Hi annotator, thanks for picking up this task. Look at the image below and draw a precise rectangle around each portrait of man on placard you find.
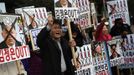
[109,44,121,59]
[55,0,72,7]
[107,39,123,59]
[0,17,22,49]
[28,15,38,30]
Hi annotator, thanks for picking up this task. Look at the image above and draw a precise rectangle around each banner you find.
[54,0,78,19]
[74,0,91,29]
[107,0,130,28]
[121,34,134,64]
[76,44,93,67]
[0,45,30,64]
[0,15,30,64]
[75,13,91,29]
[76,0,90,14]
[91,42,111,75]
[22,8,48,30]
[107,39,124,67]
[16,7,47,32]
[0,2,6,13]
[15,6,35,34]
[29,28,42,50]
[75,44,94,75]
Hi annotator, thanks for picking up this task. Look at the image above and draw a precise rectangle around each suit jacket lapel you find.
[49,38,61,55]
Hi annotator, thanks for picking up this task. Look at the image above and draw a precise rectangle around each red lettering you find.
[0,49,4,62]
[15,47,20,58]
[19,46,24,57]
[4,48,10,61]
[10,48,16,60]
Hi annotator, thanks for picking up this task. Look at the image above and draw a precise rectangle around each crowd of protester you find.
[17,14,133,75]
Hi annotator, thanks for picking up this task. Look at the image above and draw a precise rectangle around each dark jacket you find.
[0,40,22,49]
[55,1,72,7]
[110,23,132,37]
[37,36,74,75]
[36,26,50,49]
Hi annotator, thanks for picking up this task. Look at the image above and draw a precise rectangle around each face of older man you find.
[2,25,17,46]
[50,23,62,40]
[60,0,68,6]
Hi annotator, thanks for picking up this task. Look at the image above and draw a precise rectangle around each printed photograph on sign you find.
[91,42,107,65]
[0,15,30,64]
[54,0,76,8]
[23,8,48,30]
[54,0,78,19]
[15,6,35,34]
[23,8,37,30]
[121,34,134,57]
[0,15,24,49]
[107,39,124,66]
[107,0,130,28]
[107,39,123,58]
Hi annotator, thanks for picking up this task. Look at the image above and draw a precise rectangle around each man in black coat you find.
[55,0,72,7]
[36,14,54,49]
[37,20,76,75]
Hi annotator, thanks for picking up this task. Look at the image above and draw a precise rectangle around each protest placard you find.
[121,34,134,64]
[107,0,130,28]
[22,7,48,30]
[91,42,111,75]
[107,39,124,66]
[75,44,94,75]
[29,28,42,50]
[74,0,91,29]
[0,15,30,64]
[54,0,78,19]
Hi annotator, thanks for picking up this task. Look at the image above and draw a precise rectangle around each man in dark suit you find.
[55,0,72,7]
[37,19,77,75]
[0,23,21,49]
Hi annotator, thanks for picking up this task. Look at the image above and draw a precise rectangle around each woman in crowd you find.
[95,19,112,41]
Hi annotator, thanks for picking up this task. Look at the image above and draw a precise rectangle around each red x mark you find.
[107,3,117,16]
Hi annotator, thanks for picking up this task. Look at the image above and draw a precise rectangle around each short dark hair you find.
[115,18,123,24]
[110,44,116,49]
[0,22,15,31]
[53,19,62,26]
